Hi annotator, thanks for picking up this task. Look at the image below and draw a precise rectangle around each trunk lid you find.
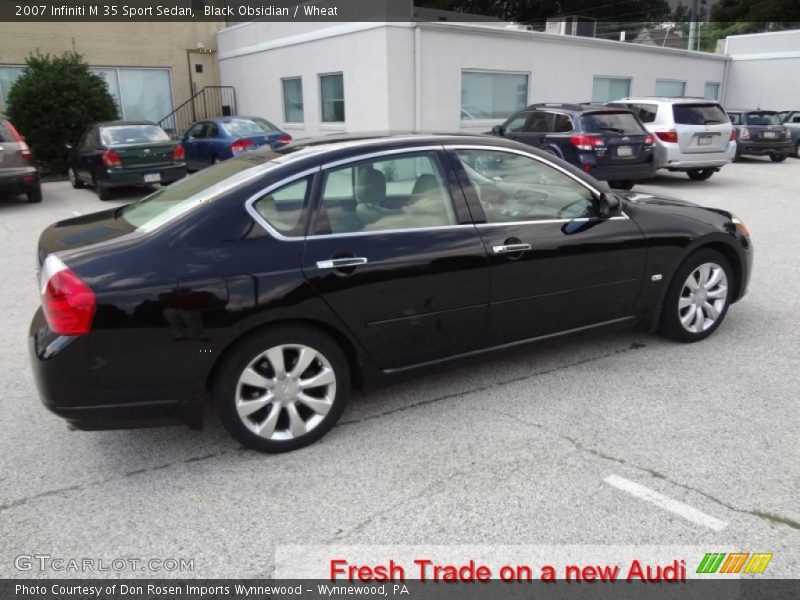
[672,103,732,153]
[37,209,136,265]
[580,111,650,165]
[110,142,178,168]
[742,111,787,142]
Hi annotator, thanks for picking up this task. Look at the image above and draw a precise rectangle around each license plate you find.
[143,173,160,183]
[617,145,633,157]
[763,131,777,139]
[698,135,712,146]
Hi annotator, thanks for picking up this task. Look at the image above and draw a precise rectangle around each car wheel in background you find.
[658,249,733,343]
[213,325,350,452]
[733,145,741,162]
[211,155,221,165]
[93,175,112,201]
[26,184,42,203]
[769,153,787,163]
[68,168,83,189]
[686,168,715,181]
[795,142,800,158]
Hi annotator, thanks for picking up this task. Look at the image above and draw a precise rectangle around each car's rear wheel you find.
[211,155,221,165]
[213,325,350,452]
[93,174,112,201]
[686,168,715,181]
[770,153,787,163]
[26,184,42,203]
[795,142,800,158]
[68,168,83,189]
[659,249,733,343]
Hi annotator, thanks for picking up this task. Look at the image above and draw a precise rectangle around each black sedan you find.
[30,134,752,452]
[67,120,187,200]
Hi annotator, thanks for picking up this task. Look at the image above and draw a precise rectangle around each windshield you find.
[582,112,644,134]
[224,118,279,137]
[100,125,170,146]
[118,152,283,230]
[672,103,729,125]
[745,112,782,126]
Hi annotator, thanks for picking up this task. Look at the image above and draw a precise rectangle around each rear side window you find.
[582,112,643,134]
[0,120,13,142]
[251,177,310,235]
[728,113,741,125]
[672,103,728,125]
[553,114,574,133]
[745,112,782,126]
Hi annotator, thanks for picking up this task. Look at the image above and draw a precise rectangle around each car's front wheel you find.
[659,249,733,343]
[795,142,800,159]
[214,325,350,452]
[770,153,787,163]
[686,168,715,181]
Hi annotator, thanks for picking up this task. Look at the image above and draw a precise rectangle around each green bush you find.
[6,51,118,175]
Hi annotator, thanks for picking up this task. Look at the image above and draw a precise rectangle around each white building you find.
[217,20,793,138]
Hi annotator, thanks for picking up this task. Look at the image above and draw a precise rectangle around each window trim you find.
[319,71,345,124]
[281,76,304,124]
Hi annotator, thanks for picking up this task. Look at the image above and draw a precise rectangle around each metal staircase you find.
[158,86,237,137]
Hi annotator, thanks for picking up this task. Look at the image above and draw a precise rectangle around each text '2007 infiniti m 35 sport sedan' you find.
[30,134,753,452]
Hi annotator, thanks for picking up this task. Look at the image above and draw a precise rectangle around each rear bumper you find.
[655,142,735,170]
[99,163,187,188]
[28,309,202,431]
[587,160,656,182]
[0,167,39,193]
[738,141,793,156]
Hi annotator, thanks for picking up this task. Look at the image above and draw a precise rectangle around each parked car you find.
[726,109,793,162]
[489,103,655,189]
[778,110,800,158]
[67,120,187,200]
[0,114,41,203]
[181,116,292,171]
[30,134,752,452]
[608,97,735,180]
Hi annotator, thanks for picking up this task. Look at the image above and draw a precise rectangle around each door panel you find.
[301,149,490,370]
[449,147,646,345]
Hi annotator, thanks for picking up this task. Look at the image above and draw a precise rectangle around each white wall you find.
[723,29,800,110]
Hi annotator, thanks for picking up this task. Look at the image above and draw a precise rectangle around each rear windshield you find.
[0,120,14,142]
[745,112,782,126]
[100,124,170,146]
[224,118,279,137]
[582,112,644,134]
[672,103,728,125]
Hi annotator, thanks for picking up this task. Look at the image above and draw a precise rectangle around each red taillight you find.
[569,135,604,151]
[6,120,32,160]
[172,143,185,161]
[581,162,592,173]
[277,134,292,145]
[644,134,655,145]
[739,127,750,140]
[102,149,122,168]
[729,129,736,141]
[655,131,678,143]
[230,138,253,154]
[40,256,96,336]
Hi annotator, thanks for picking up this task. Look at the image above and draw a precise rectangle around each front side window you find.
[316,152,455,234]
[461,71,529,120]
[282,78,304,123]
[592,77,631,103]
[320,73,344,123]
[252,177,309,235]
[185,122,206,138]
[503,113,530,133]
[455,149,596,222]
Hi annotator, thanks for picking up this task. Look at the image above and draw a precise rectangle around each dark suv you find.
[489,103,655,189]
[727,109,793,162]
[0,115,41,203]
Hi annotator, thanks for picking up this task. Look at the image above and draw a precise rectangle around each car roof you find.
[524,103,631,114]
[726,109,778,113]
[617,97,721,104]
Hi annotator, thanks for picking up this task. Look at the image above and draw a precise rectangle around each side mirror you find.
[599,192,621,218]
[491,125,504,135]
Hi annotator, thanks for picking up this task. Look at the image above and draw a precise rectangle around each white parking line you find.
[604,474,728,531]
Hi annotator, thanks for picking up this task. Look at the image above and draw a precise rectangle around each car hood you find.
[617,191,701,208]
[37,208,137,265]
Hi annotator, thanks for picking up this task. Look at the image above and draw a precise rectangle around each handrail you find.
[158,86,237,138]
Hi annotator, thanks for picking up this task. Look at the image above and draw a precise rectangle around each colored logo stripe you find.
[744,553,773,574]
[719,553,749,573]
[697,553,726,573]
[697,552,772,574]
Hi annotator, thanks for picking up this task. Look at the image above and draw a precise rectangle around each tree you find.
[5,51,118,174]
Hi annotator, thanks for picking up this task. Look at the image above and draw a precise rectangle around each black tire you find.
[795,142,800,159]
[26,184,42,203]
[93,175,112,201]
[68,168,83,189]
[687,168,715,181]
[733,145,741,162]
[211,155,221,165]
[213,325,350,453]
[769,153,787,163]
[658,249,734,343]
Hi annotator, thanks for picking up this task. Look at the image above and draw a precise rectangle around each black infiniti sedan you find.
[30,134,752,452]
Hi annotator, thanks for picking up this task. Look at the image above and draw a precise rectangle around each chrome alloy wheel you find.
[235,344,336,441]
[678,262,729,333]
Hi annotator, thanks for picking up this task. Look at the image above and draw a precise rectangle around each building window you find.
[704,82,720,100]
[90,67,173,123]
[0,66,25,113]
[320,73,344,123]
[282,77,304,123]
[461,71,528,120]
[591,76,631,103]
[655,79,686,97]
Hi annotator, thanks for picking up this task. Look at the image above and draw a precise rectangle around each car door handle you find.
[316,257,368,269]
[492,243,532,255]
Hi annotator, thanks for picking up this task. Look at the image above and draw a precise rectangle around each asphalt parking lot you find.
[0,158,798,579]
